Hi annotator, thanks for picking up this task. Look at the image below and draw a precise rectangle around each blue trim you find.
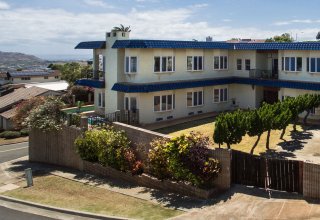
[112,77,320,93]
[112,40,320,51]
[75,41,106,49]
[75,79,105,88]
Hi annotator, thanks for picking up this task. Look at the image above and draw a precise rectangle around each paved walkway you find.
[172,185,320,220]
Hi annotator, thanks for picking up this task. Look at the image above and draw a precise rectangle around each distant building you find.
[8,70,61,84]
[0,87,62,130]
[0,72,10,85]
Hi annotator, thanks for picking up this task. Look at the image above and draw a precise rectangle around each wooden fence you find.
[232,150,303,193]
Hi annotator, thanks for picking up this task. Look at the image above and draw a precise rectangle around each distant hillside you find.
[0,51,48,70]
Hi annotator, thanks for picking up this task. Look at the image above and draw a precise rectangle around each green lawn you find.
[155,117,302,155]
[3,175,183,220]
[61,105,95,114]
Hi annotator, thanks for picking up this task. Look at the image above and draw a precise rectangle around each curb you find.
[0,195,130,220]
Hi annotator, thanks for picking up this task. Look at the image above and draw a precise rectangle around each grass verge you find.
[2,175,183,220]
[0,136,28,145]
[156,117,302,155]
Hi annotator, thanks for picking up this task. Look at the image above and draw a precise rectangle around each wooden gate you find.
[232,150,303,193]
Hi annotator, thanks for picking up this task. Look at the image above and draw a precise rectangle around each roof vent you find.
[206,36,213,42]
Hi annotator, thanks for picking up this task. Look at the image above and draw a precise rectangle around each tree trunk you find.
[303,110,310,125]
[227,143,231,149]
[280,126,287,140]
[266,130,271,150]
[293,116,298,131]
[250,134,261,154]
[218,143,221,149]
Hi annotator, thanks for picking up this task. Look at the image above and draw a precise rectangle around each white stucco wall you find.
[12,76,60,84]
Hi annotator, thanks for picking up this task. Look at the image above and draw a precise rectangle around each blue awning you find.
[75,41,106,49]
[75,79,105,88]
[112,77,320,93]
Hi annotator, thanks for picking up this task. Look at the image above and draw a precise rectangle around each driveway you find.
[0,142,28,163]
[172,185,320,220]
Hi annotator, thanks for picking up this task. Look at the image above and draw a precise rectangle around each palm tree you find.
[112,24,131,32]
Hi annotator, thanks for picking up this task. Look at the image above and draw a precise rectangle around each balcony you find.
[249,69,278,80]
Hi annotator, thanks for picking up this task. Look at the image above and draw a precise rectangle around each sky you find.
[0,0,319,60]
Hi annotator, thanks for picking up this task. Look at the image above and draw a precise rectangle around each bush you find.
[148,132,220,188]
[26,97,65,131]
[0,131,21,139]
[75,126,143,174]
[20,128,29,136]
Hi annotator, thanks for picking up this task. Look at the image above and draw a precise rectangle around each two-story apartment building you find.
[8,70,61,84]
[75,29,320,125]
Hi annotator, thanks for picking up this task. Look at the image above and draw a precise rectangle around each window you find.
[154,94,175,112]
[245,59,251,71]
[187,56,203,71]
[187,91,203,107]
[54,76,59,79]
[44,76,48,79]
[282,57,302,72]
[237,59,242,70]
[213,56,228,70]
[213,88,228,103]
[21,77,30,80]
[124,97,137,111]
[125,56,137,73]
[154,56,175,72]
[308,57,320,73]
[98,92,105,108]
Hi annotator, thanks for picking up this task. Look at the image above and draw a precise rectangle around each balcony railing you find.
[249,69,278,80]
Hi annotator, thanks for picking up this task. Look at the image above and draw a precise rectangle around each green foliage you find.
[266,33,293,42]
[60,62,92,86]
[20,128,30,136]
[149,132,220,188]
[61,85,93,105]
[12,97,46,130]
[75,127,143,174]
[26,97,65,131]
[213,110,247,149]
[0,131,21,139]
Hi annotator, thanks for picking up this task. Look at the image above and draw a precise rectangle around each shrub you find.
[26,97,65,131]
[20,128,29,136]
[148,132,220,188]
[75,126,143,174]
[0,131,21,139]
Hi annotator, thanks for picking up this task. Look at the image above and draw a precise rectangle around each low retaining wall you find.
[82,161,220,199]
[29,123,231,199]
[303,162,320,199]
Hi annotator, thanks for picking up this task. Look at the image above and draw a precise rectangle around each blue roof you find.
[75,41,106,49]
[112,40,231,49]
[112,40,320,51]
[75,79,105,88]
[112,77,320,93]
[9,71,53,77]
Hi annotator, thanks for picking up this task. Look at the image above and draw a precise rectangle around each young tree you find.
[301,94,320,124]
[284,96,305,131]
[272,102,292,140]
[258,103,278,150]
[60,63,93,86]
[246,110,264,154]
[213,114,227,148]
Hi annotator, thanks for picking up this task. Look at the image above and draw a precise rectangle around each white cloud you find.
[192,3,209,8]
[83,0,114,8]
[222,19,232,22]
[0,1,10,10]
[274,19,320,26]
[0,6,318,55]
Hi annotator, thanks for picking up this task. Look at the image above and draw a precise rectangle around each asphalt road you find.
[0,206,54,220]
[0,142,28,163]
